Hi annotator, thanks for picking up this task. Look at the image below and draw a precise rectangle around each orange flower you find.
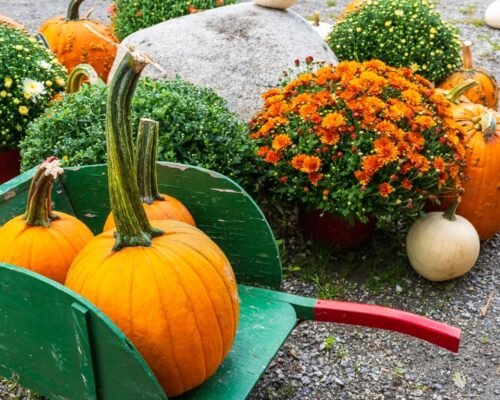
[322,112,346,129]
[378,182,394,197]
[291,93,312,110]
[355,170,370,186]
[319,128,340,146]
[265,94,285,106]
[313,90,334,107]
[302,156,322,173]
[373,137,399,164]
[309,172,324,186]
[407,152,430,172]
[256,145,270,157]
[291,154,307,170]
[188,4,198,13]
[299,103,320,122]
[262,88,282,100]
[414,115,437,130]
[361,155,383,175]
[272,134,292,151]
[402,89,422,105]
[407,131,425,149]
[265,150,281,165]
[433,156,445,172]
[401,178,413,190]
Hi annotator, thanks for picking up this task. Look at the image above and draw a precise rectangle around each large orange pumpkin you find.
[103,118,195,231]
[0,158,94,283]
[439,41,499,109]
[39,0,118,82]
[0,14,25,30]
[65,51,239,397]
[452,104,500,239]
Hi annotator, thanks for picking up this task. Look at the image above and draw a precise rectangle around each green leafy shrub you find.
[0,26,66,150]
[328,0,461,82]
[110,0,235,41]
[21,78,257,189]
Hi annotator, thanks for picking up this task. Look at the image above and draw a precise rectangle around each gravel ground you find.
[0,0,499,399]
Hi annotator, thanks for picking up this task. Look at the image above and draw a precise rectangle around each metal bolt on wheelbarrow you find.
[0,163,460,400]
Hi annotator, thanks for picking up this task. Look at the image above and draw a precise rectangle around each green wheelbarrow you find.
[0,162,460,399]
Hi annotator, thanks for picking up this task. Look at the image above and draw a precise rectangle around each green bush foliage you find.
[21,78,257,189]
[110,0,236,41]
[0,26,66,150]
[328,0,461,82]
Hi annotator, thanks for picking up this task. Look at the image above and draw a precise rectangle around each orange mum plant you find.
[249,59,466,225]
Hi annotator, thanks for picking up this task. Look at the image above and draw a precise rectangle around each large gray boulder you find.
[111,2,338,120]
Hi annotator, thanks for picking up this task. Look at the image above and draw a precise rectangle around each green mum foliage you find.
[111,0,236,41]
[0,26,66,150]
[21,79,257,189]
[328,0,461,82]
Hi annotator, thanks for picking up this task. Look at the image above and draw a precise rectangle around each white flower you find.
[38,60,52,70]
[42,158,64,179]
[22,79,46,102]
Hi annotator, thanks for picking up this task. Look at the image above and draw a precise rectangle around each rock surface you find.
[111,2,338,120]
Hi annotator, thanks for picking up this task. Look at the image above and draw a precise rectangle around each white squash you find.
[308,12,333,41]
[485,1,500,29]
[254,0,297,10]
[406,199,480,282]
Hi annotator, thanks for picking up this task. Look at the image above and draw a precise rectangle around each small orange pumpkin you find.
[452,104,500,239]
[65,51,239,397]
[0,158,94,283]
[103,118,195,231]
[439,41,499,109]
[39,0,118,82]
[0,14,26,30]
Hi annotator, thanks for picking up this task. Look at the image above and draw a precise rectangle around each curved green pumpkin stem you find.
[106,51,163,251]
[34,33,50,49]
[480,110,497,141]
[24,157,63,227]
[67,0,84,21]
[136,118,164,205]
[66,64,100,94]
[446,78,478,104]
[442,197,460,222]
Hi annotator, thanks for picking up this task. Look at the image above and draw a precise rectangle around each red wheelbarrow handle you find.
[314,299,460,352]
[240,286,461,353]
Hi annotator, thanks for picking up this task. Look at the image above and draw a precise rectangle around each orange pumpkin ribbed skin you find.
[440,69,499,110]
[103,194,196,231]
[439,42,499,109]
[452,104,500,239]
[65,219,239,397]
[39,18,118,82]
[0,211,94,283]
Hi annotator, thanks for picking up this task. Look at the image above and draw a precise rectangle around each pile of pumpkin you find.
[0,52,239,398]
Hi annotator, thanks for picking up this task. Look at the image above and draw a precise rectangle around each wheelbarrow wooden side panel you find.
[59,163,282,289]
[0,263,167,400]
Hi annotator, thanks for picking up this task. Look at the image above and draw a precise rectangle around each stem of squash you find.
[106,51,163,251]
[67,0,84,21]
[446,79,478,104]
[462,41,473,70]
[136,118,164,205]
[442,197,460,222]
[24,157,63,227]
[65,64,100,94]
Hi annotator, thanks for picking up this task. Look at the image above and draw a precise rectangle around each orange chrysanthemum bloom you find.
[361,155,383,175]
[265,150,281,165]
[256,145,270,157]
[319,128,340,146]
[299,103,320,122]
[402,89,422,105]
[354,170,370,186]
[291,154,307,170]
[322,112,346,129]
[407,131,425,149]
[378,182,394,197]
[309,172,324,186]
[272,134,292,151]
[401,178,413,190]
[433,156,445,172]
[414,115,437,130]
[302,155,322,174]
[374,137,399,164]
